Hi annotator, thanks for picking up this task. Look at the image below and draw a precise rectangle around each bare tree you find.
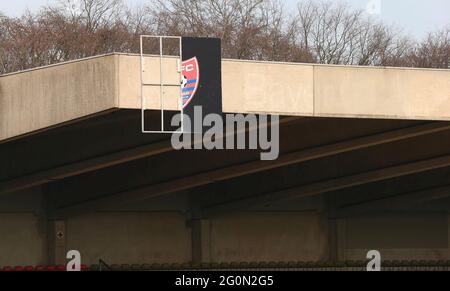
[0,0,448,75]
[57,0,124,30]
[149,0,310,61]
[292,1,415,66]
[412,27,450,69]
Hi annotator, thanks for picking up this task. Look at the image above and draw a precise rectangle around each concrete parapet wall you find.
[1,53,449,142]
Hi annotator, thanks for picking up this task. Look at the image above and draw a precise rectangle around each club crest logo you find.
[181,57,200,108]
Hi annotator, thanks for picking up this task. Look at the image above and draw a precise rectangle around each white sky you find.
[0,0,449,39]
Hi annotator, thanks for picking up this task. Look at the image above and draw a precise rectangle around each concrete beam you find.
[335,184,450,217]
[202,155,450,216]
[119,55,450,121]
[55,122,450,216]
[0,55,118,142]
[2,54,450,142]
[0,117,299,196]
[313,65,450,121]
[0,140,173,195]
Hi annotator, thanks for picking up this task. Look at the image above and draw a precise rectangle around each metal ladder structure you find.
[140,35,184,134]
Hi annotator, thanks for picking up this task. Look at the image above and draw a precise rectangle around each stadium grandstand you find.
[0,51,450,271]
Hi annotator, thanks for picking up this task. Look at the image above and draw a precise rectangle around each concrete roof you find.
[1,53,449,142]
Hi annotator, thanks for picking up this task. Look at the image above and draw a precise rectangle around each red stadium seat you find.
[46,266,56,271]
[35,266,45,271]
[81,264,88,271]
[56,265,66,271]
[14,266,24,271]
[2,266,13,272]
[24,266,35,272]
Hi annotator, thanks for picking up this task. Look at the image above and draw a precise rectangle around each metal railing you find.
[2,260,450,272]
[87,261,450,272]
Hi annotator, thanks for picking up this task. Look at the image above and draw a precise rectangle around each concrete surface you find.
[1,53,449,142]
[0,213,47,266]
[209,212,328,262]
[343,213,450,261]
[314,66,450,120]
[0,55,118,142]
[65,212,192,265]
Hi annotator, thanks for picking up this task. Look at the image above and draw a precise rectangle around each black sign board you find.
[181,37,222,132]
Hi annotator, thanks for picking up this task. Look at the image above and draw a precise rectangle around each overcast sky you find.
[0,0,449,39]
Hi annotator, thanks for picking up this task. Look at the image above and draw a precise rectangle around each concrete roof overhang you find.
[1,53,449,143]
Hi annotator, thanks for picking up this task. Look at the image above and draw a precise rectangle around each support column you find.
[189,191,212,264]
[337,219,347,262]
[328,218,338,262]
[192,219,211,263]
[44,184,67,265]
[326,193,339,263]
[48,220,66,265]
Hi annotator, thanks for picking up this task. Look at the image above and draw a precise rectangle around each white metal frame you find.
[140,35,184,134]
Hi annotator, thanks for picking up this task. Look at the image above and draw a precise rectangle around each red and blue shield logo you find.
[181,57,200,109]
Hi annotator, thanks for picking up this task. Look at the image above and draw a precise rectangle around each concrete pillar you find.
[192,219,211,263]
[48,220,66,265]
[328,218,338,262]
[189,189,212,264]
[326,194,345,263]
[337,219,347,262]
